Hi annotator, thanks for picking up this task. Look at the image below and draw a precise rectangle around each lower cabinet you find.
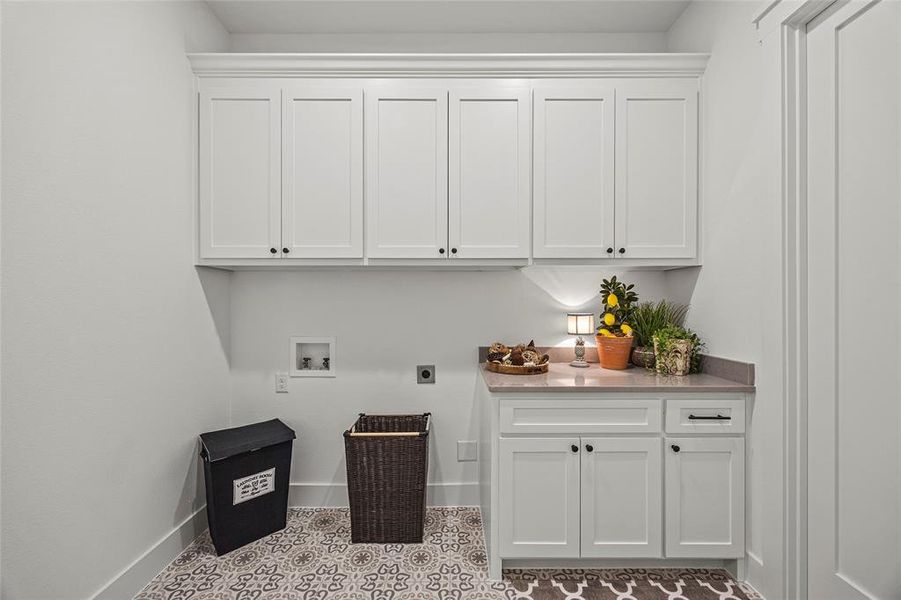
[664,437,745,558]
[498,437,581,557]
[581,437,663,558]
[496,426,745,560]
[499,436,663,559]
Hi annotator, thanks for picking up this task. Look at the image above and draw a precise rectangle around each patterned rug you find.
[504,570,757,599]
[137,507,760,599]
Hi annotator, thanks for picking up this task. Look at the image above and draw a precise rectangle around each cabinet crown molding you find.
[188,52,709,77]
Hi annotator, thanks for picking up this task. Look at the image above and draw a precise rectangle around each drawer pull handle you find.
[671,444,680,453]
[688,414,731,420]
[571,444,579,453]
[585,444,593,453]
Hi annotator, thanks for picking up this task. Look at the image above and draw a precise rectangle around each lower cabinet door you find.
[499,437,581,557]
[581,437,662,557]
[665,437,745,558]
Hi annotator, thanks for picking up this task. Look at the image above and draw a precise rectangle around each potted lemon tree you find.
[595,277,638,370]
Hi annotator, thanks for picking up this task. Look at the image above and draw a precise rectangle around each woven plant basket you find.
[343,413,430,543]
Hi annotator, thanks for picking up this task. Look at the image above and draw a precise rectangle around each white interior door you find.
[806,2,901,598]
[615,80,698,259]
[533,86,615,258]
[448,87,531,259]
[498,437,581,558]
[198,87,280,258]
[365,87,448,258]
[664,437,744,558]
[581,437,662,558]
[282,86,363,258]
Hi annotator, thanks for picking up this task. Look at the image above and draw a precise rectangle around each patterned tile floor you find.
[137,507,761,599]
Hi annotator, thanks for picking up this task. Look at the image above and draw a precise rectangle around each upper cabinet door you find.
[615,80,698,259]
[533,86,615,259]
[366,87,448,259]
[448,88,531,259]
[199,88,281,259]
[282,86,363,258]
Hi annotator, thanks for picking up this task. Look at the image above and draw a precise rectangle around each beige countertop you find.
[479,362,755,393]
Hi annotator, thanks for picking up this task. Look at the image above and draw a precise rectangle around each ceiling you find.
[205,0,692,35]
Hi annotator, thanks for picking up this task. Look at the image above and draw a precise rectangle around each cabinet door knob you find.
[606,247,613,254]
[269,248,278,254]
[439,248,446,254]
[671,444,681,453]
[282,248,290,254]
[451,248,458,254]
[618,247,626,254]
[585,444,594,453]
[571,444,579,453]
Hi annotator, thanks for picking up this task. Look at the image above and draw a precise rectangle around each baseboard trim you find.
[90,506,208,600]
[288,482,479,507]
[743,552,767,598]
[89,483,478,598]
[740,580,766,600]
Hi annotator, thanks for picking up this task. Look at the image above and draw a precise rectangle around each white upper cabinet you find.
[282,86,363,258]
[615,80,698,259]
[365,87,448,259]
[533,86,616,259]
[192,56,706,266]
[199,87,280,259]
[448,88,531,259]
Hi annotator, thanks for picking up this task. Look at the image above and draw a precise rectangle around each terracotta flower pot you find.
[595,335,634,370]
[631,346,656,369]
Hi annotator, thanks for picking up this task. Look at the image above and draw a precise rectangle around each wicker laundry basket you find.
[343,413,431,543]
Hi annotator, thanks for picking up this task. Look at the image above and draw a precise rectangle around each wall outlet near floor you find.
[457,440,478,462]
[417,365,436,384]
[275,372,289,393]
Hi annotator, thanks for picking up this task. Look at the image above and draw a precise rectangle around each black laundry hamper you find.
[199,419,296,555]
[343,413,431,543]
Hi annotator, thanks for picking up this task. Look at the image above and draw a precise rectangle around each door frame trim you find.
[753,1,836,598]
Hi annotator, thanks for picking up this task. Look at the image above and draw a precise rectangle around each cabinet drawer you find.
[499,398,662,434]
[665,398,745,434]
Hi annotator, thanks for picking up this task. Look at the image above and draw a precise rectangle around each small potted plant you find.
[653,324,705,376]
[630,300,689,368]
[595,276,638,370]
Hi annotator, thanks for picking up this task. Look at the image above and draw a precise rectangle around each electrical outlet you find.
[417,365,436,384]
[275,372,289,393]
[457,441,478,462]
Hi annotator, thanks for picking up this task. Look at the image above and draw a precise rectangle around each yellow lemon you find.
[603,313,615,326]
[598,328,613,337]
[607,293,619,307]
[621,323,633,336]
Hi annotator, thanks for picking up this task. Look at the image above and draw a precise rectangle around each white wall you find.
[666,3,785,598]
[229,268,679,504]
[1,3,230,599]
[229,32,668,53]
